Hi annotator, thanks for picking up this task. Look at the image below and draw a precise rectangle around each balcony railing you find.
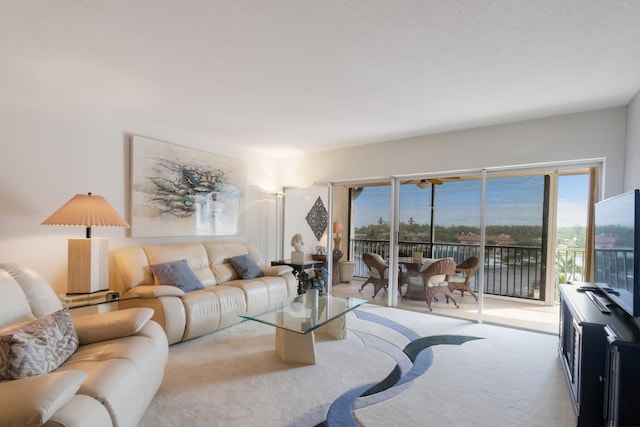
[349,239,584,302]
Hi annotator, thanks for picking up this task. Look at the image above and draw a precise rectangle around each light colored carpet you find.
[138,304,576,427]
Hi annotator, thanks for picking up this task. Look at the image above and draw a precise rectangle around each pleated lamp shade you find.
[42,193,129,237]
[42,193,129,294]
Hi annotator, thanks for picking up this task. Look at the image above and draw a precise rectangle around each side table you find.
[63,292,140,316]
[271,259,324,294]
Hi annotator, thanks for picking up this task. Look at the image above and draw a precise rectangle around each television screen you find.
[594,189,640,317]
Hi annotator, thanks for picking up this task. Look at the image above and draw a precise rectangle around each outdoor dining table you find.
[397,257,423,296]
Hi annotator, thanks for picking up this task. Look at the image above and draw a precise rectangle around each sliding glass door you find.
[337,164,596,328]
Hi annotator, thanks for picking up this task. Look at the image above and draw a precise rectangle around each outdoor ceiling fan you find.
[416,178,443,188]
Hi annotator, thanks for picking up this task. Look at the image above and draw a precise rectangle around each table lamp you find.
[333,220,344,252]
[42,192,130,294]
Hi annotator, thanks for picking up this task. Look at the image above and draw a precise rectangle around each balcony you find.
[332,279,561,334]
[332,239,586,334]
[349,239,585,300]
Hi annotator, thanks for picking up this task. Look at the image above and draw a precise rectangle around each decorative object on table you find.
[298,266,328,294]
[412,251,423,263]
[305,196,328,241]
[332,220,344,251]
[42,192,129,294]
[315,245,326,255]
[291,233,305,263]
[130,135,247,237]
[305,288,319,309]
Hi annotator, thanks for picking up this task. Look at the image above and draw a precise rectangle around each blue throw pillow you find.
[150,259,204,292]
[229,254,264,280]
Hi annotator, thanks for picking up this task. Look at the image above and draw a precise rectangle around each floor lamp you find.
[42,192,130,294]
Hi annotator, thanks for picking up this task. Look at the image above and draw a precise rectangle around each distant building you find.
[457,233,515,246]
[595,236,617,249]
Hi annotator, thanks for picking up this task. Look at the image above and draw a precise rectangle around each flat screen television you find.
[594,189,640,318]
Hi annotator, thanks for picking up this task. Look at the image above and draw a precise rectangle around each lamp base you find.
[333,235,342,252]
[67,238,109,294]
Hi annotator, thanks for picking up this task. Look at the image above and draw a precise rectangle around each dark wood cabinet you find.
[604,332,640,426]
[559,284,640,427]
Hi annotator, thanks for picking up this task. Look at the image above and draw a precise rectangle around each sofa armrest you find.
[72,308,154,345]
[0,370,87,427]
[261,265,294,276]
[126,284,186,298]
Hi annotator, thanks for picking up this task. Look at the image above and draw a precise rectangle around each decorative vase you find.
[305,288,319,309]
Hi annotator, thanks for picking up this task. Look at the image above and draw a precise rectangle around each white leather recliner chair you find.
[0,263,168,427]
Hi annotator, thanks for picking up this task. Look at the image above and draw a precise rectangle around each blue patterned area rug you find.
[139,305,576,427]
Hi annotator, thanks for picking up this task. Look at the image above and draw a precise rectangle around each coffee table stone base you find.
[275,316,347,365]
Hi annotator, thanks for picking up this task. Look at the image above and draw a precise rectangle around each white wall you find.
[0,99,630,295]
[625,91,640,191]
[0,100,280,294]
[282,187,329,260]
[279,108,627,200]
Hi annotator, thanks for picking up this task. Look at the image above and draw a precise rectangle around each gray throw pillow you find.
[0,308,79,380]
[150,259,204,292]
[229,254,264,280]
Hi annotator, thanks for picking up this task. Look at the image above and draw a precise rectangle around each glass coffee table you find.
[241,293,367,365]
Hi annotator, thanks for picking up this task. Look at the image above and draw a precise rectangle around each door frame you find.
[326,158,603,322]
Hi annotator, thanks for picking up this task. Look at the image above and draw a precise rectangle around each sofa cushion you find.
[0,370,87,427]
[407,275,449,288]
[448,272,467,283]
[150,259,204,292]
[228,254,264,280]
[369,268,389,280]
[0,263,63,318]
[0,308,78,380]
[0,269,36,330]
[127,284,186,298]
[72,307,154,345]
[369,253,387,265]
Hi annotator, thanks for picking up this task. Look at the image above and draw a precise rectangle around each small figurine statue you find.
[291,233,304,263]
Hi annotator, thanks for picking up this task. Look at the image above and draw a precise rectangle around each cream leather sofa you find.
[111,241,297,345]
[0,263,168,427]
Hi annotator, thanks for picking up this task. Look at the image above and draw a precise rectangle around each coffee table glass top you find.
[240,294,367,335]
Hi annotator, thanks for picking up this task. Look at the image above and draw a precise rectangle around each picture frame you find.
[130,135,247,237]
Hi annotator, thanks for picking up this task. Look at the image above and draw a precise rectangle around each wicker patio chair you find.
[448,256,480,301]
[403,258,458,311]
[359,253,389,298]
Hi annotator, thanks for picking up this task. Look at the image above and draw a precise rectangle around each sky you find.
[596,190,636,228]
[354,174,589,229]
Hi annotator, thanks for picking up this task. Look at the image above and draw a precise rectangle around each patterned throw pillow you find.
[0,308,79,381]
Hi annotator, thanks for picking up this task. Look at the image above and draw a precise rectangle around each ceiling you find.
[2,1,640,157]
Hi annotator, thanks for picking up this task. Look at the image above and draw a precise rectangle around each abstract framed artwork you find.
[130,135,247,237]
